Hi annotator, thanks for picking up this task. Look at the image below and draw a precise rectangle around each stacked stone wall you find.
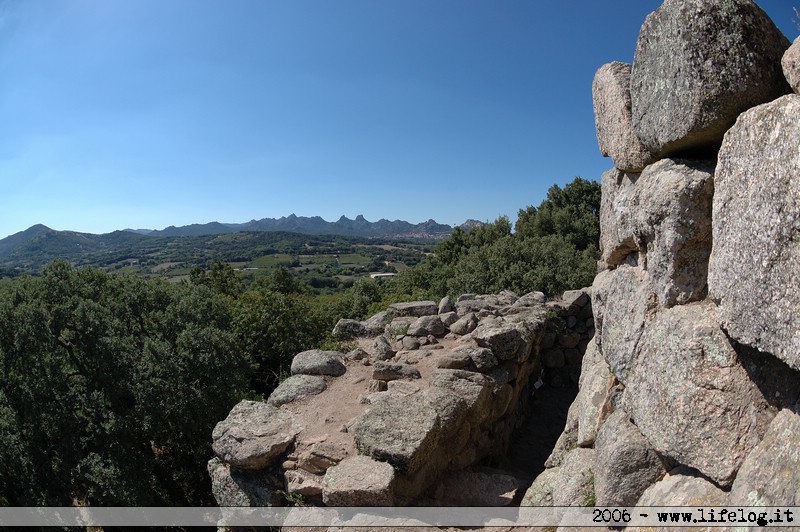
[523,0,800,508]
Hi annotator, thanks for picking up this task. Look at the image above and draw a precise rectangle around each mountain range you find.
[127,214,469,239]
[0,215,484,272]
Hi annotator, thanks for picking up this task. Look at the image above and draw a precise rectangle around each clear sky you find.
[0,1,797,239]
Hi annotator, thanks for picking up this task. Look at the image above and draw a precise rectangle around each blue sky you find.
[0,1,797,239]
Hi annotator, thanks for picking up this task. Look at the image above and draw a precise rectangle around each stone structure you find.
[521,0,800,509]
[208,290,593,507]
[209,0,800,513]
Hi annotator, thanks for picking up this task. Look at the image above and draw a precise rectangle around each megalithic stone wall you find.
[209,290,594,507]
[523,0,800,507]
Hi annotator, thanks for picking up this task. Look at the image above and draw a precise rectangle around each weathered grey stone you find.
[207,457,281,506]
[452,344,498,372]
[407,315,446,337]
[591,265,653,384]
[636,469,728,506]
[322,455,395,506]
[435,352,472,370]
[521,467,559,506]
[545,398,579,469]
[367,379,387,393]
[783,36,800,94]
[599,167,641,267]
[449,313,479,336]
[267,375,327,407]
[353,393,440,474]
[473,320,535,362]
[290,350,346,377]
[439,311,459,327]
[372,335,396,361]
[388,300,437,317]
[630,0,791,158]
[385,316,415,337]
[438,295,455,315]
[593,62,654,172]
[372,361,421,382]
[562,289,591,308]
[401,335,420,351]
[594,410,667,507]
[512,291,546,308]
[636,159,715,307]
[362,310,393,336]
[332,319,366,339]
[552,447,596,506]
[297,441,348,475]
[212,400,299,470]
[600,159,715,307]
[430,369,495,424]
[419,387,469,439]
[709,95,800,371]
[437,470,518,506]
[284,468,323,497]
[576,341,611,447]
[626,303,772,486]
[730,409,800,505]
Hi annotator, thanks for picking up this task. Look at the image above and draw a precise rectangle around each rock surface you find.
[625,303,771,487]
[593,410,666,506]
[207,457,281,506]
[575,341,610,447]
[322,455,395,506]
[593,62,654,172]
[730,409,800,505]
[291,350,346,377]
[353,393,440,475]
[783,36,800,94]
[709,95,800,371]
[630,0,790,158]
[211,400,299,470]
[636,469,728,506]
[436,470,518,506]
[268,375,327,407]
[551,447,596,506]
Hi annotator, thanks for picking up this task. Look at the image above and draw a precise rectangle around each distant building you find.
[369,273,398,280]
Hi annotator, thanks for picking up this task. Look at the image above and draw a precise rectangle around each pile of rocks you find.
[208,289,593,507]
[524,0,800,508]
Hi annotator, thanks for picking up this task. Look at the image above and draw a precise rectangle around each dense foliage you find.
[376,177,601,301]
[0,176,599,506]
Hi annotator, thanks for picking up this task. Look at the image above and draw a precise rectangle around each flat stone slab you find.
[267,375,327,407]
[388,301,438,317]
[322,455,395,506]
[353,393,440,475]
[212,400,300,470]
[290,349,346,377]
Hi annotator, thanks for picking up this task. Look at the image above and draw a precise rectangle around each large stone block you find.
[429,369,495,424]
[593,410,666,507]
[267,375,326,407]
[730,409,800,505]
[353,393,440,475]
[599,167,640,267]
[709,95,800,371]
[631,0,790,158]
[576,341,611,447]
[633,159,714,307]
[636,468,728,506]
[472,319,536,362]
[290,350,346,377]
[783,36,800,94]
[322,455,395,506]
[521,467,559,506]
[552,447,596,507]
[207,457,281,506]
[212,400,300,470]
[591,265,653,384]
[593,62,654,172]
[625,303,772,486]
[388,301,438,317]
[600,159,715,306]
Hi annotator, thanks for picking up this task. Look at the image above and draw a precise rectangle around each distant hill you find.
[139,214,457,239]
[0,216,484,272]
